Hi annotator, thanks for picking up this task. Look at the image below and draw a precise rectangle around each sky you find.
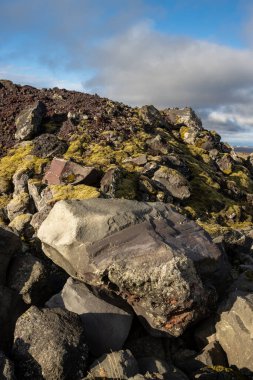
[1,0,253,146]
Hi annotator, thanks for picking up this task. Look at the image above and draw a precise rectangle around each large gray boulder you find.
[13,306,89,380]
[0,227,21,285]
[46,277,133,356]
[38,199,230,337]
[215,291,253,371]
[15,101,45,140]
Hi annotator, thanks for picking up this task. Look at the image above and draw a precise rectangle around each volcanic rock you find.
[43,157,100,186]
[215,291,253,371]
[153,167,191,200]
[31,133,68,158]
[87,350,139,379]
[0,351,16,380]
[46,277,133,356]
[15,101,46,141]
[0,226,21,285]
[13,306,89,380]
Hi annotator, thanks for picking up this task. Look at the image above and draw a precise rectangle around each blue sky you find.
[1,0,253,145]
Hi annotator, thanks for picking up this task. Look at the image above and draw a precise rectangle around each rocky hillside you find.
[1,79,253,238]
[1,79,253,379]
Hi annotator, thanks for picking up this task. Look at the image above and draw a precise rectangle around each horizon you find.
[1,0,253,145]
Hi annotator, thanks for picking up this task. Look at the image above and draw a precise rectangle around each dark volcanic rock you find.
[7,252,49,305]
[46,277,133,356]
[0,227,21,285]
[13,306,89,380]
[0,351,16,380]
[38,198,230,337]
[31,133,68,158]
[0,285,26,352]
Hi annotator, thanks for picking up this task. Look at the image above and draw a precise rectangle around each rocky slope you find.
[1,79,253,379]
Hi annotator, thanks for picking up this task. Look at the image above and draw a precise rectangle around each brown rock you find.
[43,158,100,186]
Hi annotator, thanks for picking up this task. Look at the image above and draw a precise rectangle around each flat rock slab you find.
[46,277,133,356]
[38,199,230,337]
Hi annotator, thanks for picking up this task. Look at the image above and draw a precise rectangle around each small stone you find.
[87,350,139,379]
[0,351,16,380]
[7,192,32,221]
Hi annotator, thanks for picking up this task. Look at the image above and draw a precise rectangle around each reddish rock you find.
[43,158,101,186]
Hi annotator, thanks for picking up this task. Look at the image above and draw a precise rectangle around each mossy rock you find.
[0,143,48,180]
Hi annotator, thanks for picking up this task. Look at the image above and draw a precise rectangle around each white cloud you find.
[85,22,253,108]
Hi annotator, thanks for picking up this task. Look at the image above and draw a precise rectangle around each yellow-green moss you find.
[229,168,253,192]
[0,144,48,180]
[9,213,32,231]
[0,194,10,208]
[179,126,190,140]
[187,145,211,164]
[49,184,100,202]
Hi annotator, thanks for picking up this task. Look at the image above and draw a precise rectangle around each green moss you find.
[0,144,48,180]
[207,366,234,373]
[0,194,10,208]
[49,184,100,202]
[187,145,211,164]
[179,126,190,140]
[229,168,253,192]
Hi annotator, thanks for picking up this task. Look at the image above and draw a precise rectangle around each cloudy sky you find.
[1,0,253,145]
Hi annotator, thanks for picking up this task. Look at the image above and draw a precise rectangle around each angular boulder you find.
[153,166,191,200]
[13,306,89,380]
[215,291,253,371]
[15,101,45,140]
[0,227,21,285]
[46,277,133,356]
[38,199,230,337]
[163,107,202,130]
[7,252,48,305]
[43,157,100,186]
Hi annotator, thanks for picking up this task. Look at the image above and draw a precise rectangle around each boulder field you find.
[0,80,253,379]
